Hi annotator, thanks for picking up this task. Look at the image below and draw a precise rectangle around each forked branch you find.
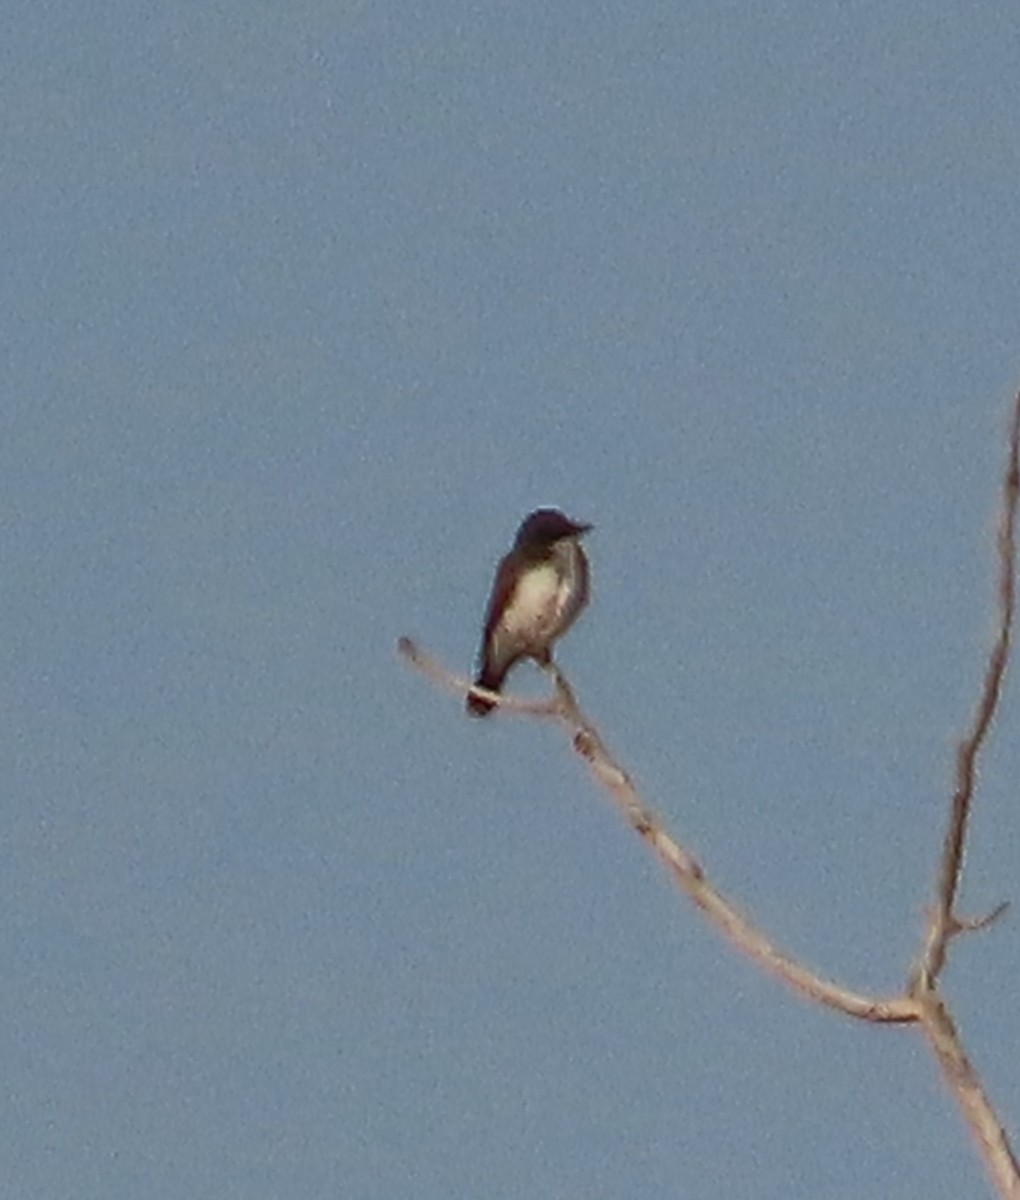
[911,389,1020,990]
[904,390,1020,1199]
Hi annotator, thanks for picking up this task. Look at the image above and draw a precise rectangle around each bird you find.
[466,508,592,716]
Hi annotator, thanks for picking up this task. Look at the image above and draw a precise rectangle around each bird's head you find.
[513,508,592,551]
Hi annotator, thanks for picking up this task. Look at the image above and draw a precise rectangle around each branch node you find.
[573,729,596,759]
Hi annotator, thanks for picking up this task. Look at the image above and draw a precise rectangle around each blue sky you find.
[3,2,1020,1196]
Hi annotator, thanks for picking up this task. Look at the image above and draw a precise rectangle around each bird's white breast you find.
[502,563,561,635]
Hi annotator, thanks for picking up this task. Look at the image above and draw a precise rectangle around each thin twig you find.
[397,638,919,1023]
[912,389,1020,990]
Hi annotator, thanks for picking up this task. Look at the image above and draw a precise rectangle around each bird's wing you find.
[479,552,526,675]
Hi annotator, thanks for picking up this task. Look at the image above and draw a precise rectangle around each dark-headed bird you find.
[466,508,592,716]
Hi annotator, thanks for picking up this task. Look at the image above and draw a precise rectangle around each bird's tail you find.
[466,668,504,717]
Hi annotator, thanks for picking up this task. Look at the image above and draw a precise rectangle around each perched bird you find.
[466,508,592,716]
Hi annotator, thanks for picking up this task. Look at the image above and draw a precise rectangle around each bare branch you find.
[918,992,1020,1199]
[912,389,1020,990]
[397,637,560,718]
[398,638,919,1024]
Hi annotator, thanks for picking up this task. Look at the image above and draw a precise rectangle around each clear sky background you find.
[3,2,1020,1197]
